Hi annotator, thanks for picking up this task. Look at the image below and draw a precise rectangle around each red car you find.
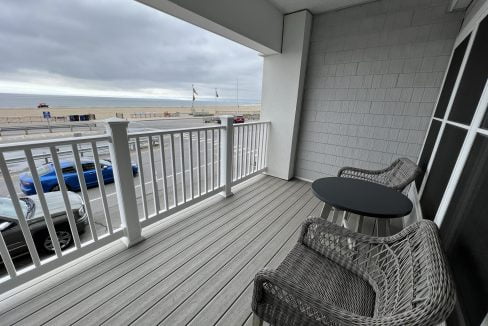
[233,115,245,123]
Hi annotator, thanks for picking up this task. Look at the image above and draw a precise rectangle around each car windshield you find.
[36,164,53,176]
[0,197,29,219]
[25,164,52,177]
[99,159,112,166]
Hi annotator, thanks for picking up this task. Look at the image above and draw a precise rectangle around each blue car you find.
[19,159,139,195]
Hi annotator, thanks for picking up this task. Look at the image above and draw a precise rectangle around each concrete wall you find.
[295,0,465,181]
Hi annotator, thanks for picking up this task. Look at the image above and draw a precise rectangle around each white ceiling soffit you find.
[266,0,377,14]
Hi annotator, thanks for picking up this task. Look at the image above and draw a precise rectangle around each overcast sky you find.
[0,0,263,101]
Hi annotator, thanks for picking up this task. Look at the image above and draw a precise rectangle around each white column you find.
[261,10,312,180]
[220,115,234,197]
[105,118,144,247]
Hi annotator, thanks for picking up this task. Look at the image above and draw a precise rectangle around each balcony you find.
[1,0,488,324]
[0,175,317,325]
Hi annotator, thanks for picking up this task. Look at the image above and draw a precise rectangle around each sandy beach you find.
[0,105,261,121]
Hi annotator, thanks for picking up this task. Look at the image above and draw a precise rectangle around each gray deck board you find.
[0,175,276,322]
[0,176,320,326]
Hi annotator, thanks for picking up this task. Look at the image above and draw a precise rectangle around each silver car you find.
[0,191,87,259]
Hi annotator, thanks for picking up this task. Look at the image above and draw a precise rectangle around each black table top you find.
[311,177,413,218]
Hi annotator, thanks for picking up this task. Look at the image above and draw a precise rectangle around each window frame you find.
[416,10,488,226]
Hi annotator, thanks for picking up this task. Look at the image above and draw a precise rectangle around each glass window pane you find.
[448,16,488,125]
[433,36,470,119]
[415,119,441,189]
[420,124,466,220]
[441,134,488,326]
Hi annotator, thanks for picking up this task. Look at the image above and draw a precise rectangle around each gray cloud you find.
[0,0,263,101]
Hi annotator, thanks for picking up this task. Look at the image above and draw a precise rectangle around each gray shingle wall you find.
[295,0,464,181]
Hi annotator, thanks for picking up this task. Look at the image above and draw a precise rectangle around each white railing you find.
[128,125,225,227]
[232,121,269,185]
[0,134,124,291]
[0,116,270,293]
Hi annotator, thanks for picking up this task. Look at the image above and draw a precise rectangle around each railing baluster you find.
[196,131,201,197]
[135,136,148,219]
[252,124,258,173]
[236,126,246,180]
[179,132,186,203]
[246,126,250,175]
[90,142,113,234]
[25,149,63,256]
[0,229,16,278]
[50,146,82,247]
[188,131,194,200]
[235,126,240,180]
[210,129,214,190]
[204,130,208,193]
[264,123,269,167]
[256,124,262,170]
[170,133,178,206]
[148,136,160,214]
[261,123,266,169]
[71,144,98,241]
[218,129,221,187]
[159,135,169,211]
[234,127,239,181]
[241,126,247,178]
[250,124,255,173]
[0,152,41,267]
[247,125,254,175]
[242,125,249,177]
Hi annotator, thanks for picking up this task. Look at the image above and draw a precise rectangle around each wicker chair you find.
[337,157,421,192]
[252,218,455,326]
[320,158,421,232]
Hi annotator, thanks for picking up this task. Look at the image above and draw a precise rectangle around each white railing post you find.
[220,116,234,197]
[105,118,144,247]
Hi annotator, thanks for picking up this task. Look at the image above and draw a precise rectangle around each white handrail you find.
[0,135,109,152]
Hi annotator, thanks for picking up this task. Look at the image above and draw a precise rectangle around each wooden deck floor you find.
[0,175,322,326]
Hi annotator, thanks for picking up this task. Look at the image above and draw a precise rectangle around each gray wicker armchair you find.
[252,218,455,326]
[337,157,421,192]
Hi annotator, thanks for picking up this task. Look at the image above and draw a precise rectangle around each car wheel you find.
[51,184,60,192]
[40,229,73,253]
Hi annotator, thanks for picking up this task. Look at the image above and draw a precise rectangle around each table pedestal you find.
[321,203,392,236]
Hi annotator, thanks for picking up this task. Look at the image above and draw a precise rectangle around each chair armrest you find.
[337,165,391,178]
[299,217,419,246]
[253,269,366,325]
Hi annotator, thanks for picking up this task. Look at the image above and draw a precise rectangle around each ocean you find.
[0,93,259,109]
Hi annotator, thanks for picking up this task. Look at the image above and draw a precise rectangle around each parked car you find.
[19,159,139,195]
[204,116,245,124]
[204,116,221,124]
[37,103,49,109]
[0,191,87,257]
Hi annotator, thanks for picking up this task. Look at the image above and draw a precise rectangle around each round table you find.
[311,177,413,235]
